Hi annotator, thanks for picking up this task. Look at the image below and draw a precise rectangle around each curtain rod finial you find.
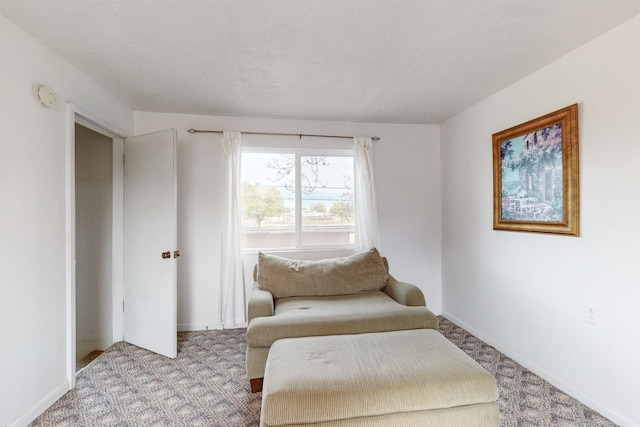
[187,128,196,134]
[372,136,380,142]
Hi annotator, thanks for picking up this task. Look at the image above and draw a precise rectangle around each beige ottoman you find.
[260,329,499,427]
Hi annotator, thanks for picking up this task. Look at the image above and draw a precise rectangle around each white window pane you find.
[241,151,355,250]
[301,156,354,246]
[241,153,295,249]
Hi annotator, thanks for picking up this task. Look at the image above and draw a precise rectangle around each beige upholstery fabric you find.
[247,291,437,348]
[257,248,388,298]
[247,283,275,320]
[261,329,499,427]
[245,290,438,380]
[261,405,498,427]
[246,250,439,382]
[246,346,271,383]
[382,274,426,306]
[254,256,390,282]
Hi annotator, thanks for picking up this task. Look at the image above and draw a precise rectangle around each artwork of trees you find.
[500,124,563,221]
[493,104,579,236]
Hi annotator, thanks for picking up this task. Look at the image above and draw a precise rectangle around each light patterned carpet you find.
[31,317,617,426]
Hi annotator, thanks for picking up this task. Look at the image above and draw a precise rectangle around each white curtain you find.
[220,131,246,328]
[353,137,381,251]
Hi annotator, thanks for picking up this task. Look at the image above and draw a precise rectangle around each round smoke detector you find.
[37,85,57,107]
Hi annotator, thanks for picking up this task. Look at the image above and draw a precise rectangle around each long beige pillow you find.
[257,248,388,298]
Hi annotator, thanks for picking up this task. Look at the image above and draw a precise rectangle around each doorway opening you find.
[66,106,125,387]
[66,106,177,388]
[74,124,113,372]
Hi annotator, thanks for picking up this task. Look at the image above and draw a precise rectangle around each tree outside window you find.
[241,151,354,249]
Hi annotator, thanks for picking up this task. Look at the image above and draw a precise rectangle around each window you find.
[241,149,355,250]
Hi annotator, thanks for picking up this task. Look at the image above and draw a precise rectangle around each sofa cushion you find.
[257,248,388,298]
[246,290,438,347]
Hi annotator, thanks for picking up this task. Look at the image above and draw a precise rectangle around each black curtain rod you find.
[186,129,380,142]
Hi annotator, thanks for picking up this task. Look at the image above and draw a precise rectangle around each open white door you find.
[123,129,177,358]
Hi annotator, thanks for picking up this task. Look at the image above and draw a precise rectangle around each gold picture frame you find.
[492,104,579,236]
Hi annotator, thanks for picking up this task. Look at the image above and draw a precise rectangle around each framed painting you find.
[492,104,579,236]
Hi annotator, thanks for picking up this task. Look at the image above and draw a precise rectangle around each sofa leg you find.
[250,378,263,393]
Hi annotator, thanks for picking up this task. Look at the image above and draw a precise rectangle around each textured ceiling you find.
[2,0,640,124]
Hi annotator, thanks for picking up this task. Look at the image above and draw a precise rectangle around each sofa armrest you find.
[248,282,275,321]
[382,275,426,307]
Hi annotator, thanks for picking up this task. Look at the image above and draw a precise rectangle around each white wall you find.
[0,15,133,427]
[134,112,441,330]
[75,124,113,361]
[441,14,640,427]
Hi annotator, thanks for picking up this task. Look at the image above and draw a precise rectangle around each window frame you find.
[241,146,356,252]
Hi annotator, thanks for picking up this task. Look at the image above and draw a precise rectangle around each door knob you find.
[161,251,171,259]
[173,250,181,259]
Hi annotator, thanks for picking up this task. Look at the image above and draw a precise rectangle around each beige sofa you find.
[246,248,438,392]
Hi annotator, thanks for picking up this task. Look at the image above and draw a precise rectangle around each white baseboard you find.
[77,336,113,357]
[441,311,638,427]
[177,322,247,331]
[98,336,113,351]
[177,322,224,332]
[10,381,69,427]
